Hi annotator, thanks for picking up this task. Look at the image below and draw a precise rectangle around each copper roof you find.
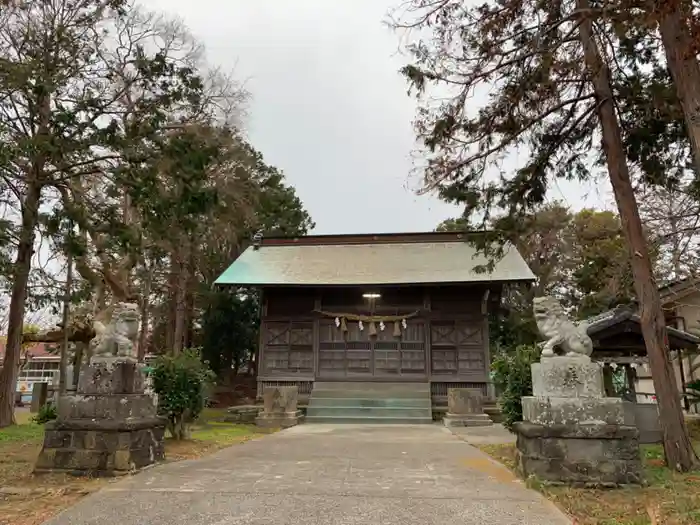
[215,232,535,286]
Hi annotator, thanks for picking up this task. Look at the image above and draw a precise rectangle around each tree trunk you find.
[164,261,176,353]
[171,244,189,355]
[72,342,85,390]
[654,1,700,178]
[0,184,42,428]
[181,243,196,349]
[578,0,698,471]
[137,270,151,362]
[58,234,73,396]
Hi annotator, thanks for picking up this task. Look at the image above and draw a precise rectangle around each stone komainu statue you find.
[532,296,593,358]
[91,302,140,361]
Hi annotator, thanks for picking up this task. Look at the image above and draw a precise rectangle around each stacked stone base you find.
[35,418,165,476]
[35,359,166,477]
[514,422,642,487]
[255,410,302,428]
[514,356,642,487]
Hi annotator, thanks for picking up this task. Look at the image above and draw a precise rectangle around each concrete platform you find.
[43,424,571,525]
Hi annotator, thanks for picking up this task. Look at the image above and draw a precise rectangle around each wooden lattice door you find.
[318,319,427,379]
[430,321,485,375]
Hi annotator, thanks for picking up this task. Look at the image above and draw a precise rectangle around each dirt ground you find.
[479,422,700,525]
[0,409,267,525]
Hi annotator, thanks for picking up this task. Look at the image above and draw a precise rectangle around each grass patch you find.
[0,422,43,444]
[0,407,268,525]
[477,441,700,525]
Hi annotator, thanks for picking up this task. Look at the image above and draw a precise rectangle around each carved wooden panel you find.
[264,347,289,371]
[431,323,455,345]
[458,349,485,371]
[401,346,426,373]
[432,349,457,372]
[431,322,482,346]
[288,349,313,372]
[454,323,483,345]
[262,321,312,374]
[266,323,290,345]
[430,320,486,375]
[290,325,313,346]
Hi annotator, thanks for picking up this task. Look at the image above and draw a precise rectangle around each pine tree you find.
[393,0,698,470]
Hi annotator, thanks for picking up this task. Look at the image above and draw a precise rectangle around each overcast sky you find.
[141,0,614,235]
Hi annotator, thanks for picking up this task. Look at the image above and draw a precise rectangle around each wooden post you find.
[602,364,615,397]
[678,350,689,411]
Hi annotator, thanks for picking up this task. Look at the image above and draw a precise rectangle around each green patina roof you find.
[215,236,535,287]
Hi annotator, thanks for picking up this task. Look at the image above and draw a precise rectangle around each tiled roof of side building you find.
[586,306,700,345]
[0,341,57,361]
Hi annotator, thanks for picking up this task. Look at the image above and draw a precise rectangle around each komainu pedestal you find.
[443,388,493,427]
[35,359,165,476]
[514,356,642,486]
[255,386,299,428]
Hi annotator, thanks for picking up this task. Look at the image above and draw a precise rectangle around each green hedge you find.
[491,344,539,431]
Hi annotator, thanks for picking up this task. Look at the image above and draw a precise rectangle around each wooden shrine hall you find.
[215,231,535,420]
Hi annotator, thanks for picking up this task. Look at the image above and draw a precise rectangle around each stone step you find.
[313,382,430,393]
[305,415,433,424]
[310,389,430,399]
[306,406,431,418]
[445,420,494,428]
[308,397,432,409]
[308,382,432,424]
[443,414,494,427]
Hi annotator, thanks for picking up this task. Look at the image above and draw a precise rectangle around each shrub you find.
[491,344,540,431]
[686,379,700,408]
[32,401,57,424]
[151,348,216,440]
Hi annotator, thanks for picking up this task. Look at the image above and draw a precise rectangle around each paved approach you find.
[45,424,571,525]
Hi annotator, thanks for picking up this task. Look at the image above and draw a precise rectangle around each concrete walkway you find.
[45,424,571,525]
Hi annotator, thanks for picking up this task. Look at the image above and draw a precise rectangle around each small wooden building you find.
[215,231,535,403]
[587,306,700,406]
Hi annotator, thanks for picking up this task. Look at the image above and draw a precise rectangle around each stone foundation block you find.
[256,386,299,428]
[443,388,493,427]
[35,417,165,476]
[443,413,493,427]
[522,396,633,426]
[447,388,484,414]
[57,394,157,420]
[225,405,260,423]
[78,360,146,395]
[513,422,642,486]
[255,410,302,429]
[532,357,604,398]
